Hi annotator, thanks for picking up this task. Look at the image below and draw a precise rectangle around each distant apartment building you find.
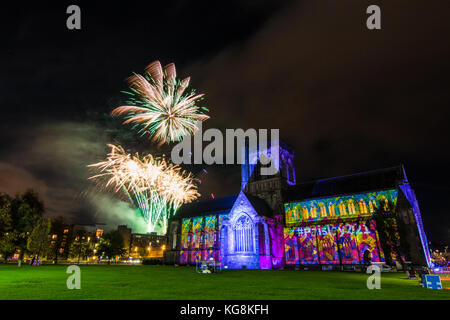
[128,231,167,259]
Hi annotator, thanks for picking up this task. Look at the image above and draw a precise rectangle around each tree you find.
[47,216,69,264]
[0,232,18,263]
[10,190,45,261]
[69,229,94,264]
[27,218,51,262]
[96,231,125,263]
[0,193,13,235]
[0,193,15,262]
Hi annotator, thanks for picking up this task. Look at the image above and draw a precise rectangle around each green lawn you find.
[0,264,449,300]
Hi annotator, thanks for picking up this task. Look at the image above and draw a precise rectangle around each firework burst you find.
[88,144,199,233]
[112,61,209,145]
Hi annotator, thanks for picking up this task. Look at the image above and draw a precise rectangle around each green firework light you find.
[112,60,210,146]
[89,144,199,234]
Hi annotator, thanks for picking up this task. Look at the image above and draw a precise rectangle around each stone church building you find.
[164,142,432,269]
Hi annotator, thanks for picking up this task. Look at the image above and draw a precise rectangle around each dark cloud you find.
[0,121,107,219]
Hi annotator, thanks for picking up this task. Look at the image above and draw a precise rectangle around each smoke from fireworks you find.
[112,61,209,145]
[88,144,199,234]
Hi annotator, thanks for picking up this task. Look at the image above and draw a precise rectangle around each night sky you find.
[1,1,449,244]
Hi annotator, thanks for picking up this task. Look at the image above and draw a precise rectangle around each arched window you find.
[382,197,389,211]
[301,206,309,221]
[319,203,327,217]
[310,205,318,218]
[348,199,356,215]
[233,215,254,253]
[328,202,336,217]
[368,197,377,212]
[294,207,300,221]
[359,199,368,214]
[338,201,347,216]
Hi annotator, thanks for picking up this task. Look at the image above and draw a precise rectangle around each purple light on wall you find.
[259,256,272,269]
[269,219,285,269]
[399,182,433,267]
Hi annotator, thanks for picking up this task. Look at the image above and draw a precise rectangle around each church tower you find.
[241,139,295,213]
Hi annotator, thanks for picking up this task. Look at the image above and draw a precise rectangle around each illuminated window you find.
[286,208,293,223]
[359,199,368,214]
[319,203,327,217]
[310,205,318,218]
[368,198,377,212]
[301,207,309,221]
[328,203,336,217]
[338,201,347,216]
[233,215,253,253]
[96,229,103,237]
[383,197,389,211]
[294,207,299,221]
[348,200,356,215]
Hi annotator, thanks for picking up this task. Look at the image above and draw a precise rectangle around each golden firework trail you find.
[88,144,199,233]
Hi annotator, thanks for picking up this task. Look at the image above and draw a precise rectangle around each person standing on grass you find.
[363,249,372,271]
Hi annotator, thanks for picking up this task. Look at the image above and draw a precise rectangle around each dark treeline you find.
[0,190,124,264]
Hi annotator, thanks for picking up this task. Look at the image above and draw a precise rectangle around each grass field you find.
[0,264,449,300]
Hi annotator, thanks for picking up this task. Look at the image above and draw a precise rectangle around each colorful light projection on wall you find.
[180,218,191,264]
[356,220,384,264]
[337,223,360,264]
[317,224,340,264]
[203,215,217,248]
[284,189,398,225]
[284,220,385,265]
[297,226,320,264]
[180,214,226,265]
[190,217,204,263]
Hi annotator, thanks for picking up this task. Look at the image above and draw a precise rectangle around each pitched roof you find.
[174,166,408,220]
[284,165,407,202]
[174,194,238,219]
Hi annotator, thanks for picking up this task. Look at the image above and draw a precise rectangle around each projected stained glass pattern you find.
[179,214,228,264]
[181,218,191,250]
[202,248,215,261]
[190,250,201,263]
[284,227,299,265]
[337,223,360,264]
[191,217,204,249]
[180,250,189,264]
[297,226,319,265]
[203,215,217,249]
[283,219,385,265]
[355,220,384,264]
[180,218,191,265]
[317,224,340,265]
[284,189,399,225]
